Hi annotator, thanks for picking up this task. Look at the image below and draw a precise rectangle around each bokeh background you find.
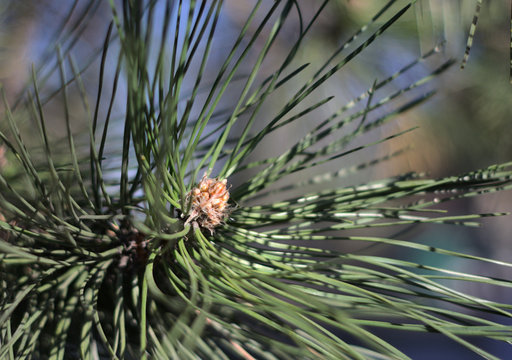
[0,1,510,358]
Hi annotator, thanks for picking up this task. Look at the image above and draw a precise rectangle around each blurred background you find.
[0,0,510,358]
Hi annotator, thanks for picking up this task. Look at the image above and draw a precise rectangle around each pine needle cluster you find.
[0,1,511,359]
